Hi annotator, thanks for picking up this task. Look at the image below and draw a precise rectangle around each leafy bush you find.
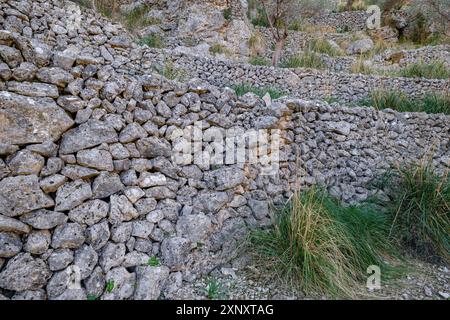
[361,90,450,115]
[249,188,396,297]
[280,50,326,69]
[232,84,285,99]
[399,60,450,79]
[376,162,450,263]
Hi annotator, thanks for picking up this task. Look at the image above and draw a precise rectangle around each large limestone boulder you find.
[177,3,226,37]
[0,91,74,145]
[0,175,54,217]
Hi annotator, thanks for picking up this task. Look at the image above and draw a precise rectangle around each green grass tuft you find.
[232,84,285,99]
[399,60,450,80]
[249,188,397,297]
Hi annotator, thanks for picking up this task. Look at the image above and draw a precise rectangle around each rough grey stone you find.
[6,81,59,98]
[0,214,31,234]
[132,221,154,239]
[24,230,51,255]
[0,91,74,145]
[55,180,93,212]
[68,200,109,226]
[77,149,114,171]
[102,267,136,300]
[59,120,118,155]
[20,209,68,230]
[92,172,124,199]
[48,249,74,271]
[0,175,54,217]
[111,222,133,243]
[136,137,172,158]
[0,253,51,291]
[85,220,110,251]
[176,214,212,242]
[36,67,74,87]
[0,232,22,258]
[109,195,139,225]
[74,245,98,280]
[161,237,191,269]
[7,149,44,175]
[99,243,126,272]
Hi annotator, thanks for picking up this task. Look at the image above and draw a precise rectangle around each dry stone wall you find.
[0,0,449,300]
[133,49,449,103]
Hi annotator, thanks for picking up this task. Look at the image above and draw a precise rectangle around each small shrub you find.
[122,5,152,30]
[398,60,450,80]
[249,188,396,297]
[361,90,450,115]
[377,162,450,264]
[232,84,285,99]
[249,56,270,66]
[280,50,326,69]
[139,34,164,48]
[86,294,97,300]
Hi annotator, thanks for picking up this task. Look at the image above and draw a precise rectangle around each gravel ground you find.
[167,256,450,300]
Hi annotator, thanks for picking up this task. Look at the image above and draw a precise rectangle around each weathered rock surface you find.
[0,175,54,217]
[0,91,74,145]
